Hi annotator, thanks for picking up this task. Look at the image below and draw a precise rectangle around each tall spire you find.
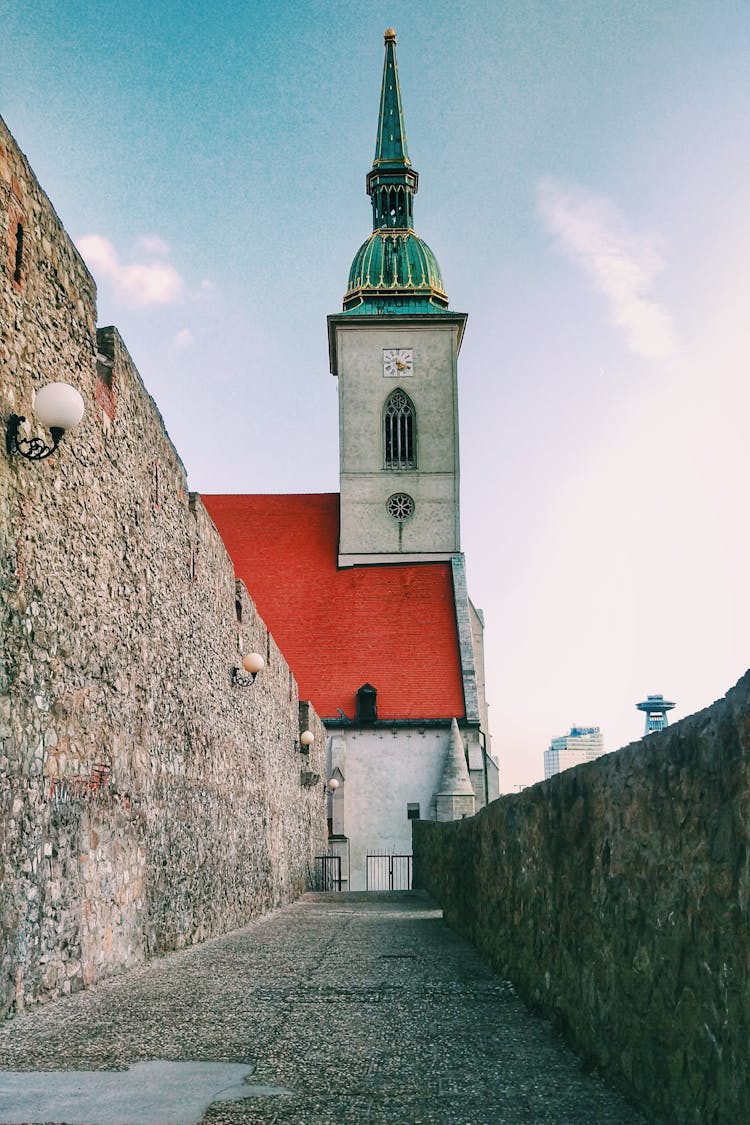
[374,28,411,170]
[367,29,419,232]
[341,29,451,313]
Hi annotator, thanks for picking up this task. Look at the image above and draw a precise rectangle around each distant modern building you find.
[636,694,675,735]
[544,726,604,780]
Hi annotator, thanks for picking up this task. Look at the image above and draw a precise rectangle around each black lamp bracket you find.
[6,414,64,461]
[232,666,258,687]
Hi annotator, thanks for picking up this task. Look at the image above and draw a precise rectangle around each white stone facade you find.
[326,722,488,891]
[329,318,465,567]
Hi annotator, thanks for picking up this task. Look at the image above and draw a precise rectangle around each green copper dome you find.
[340,29,451,316]
[344,230,448,312]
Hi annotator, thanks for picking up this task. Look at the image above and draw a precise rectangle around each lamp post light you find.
[233,651,265,687]
[6,382,85,461]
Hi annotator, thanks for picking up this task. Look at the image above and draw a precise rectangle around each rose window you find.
[386,493,415,521]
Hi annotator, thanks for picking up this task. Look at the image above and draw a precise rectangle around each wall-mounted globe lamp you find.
[325,778,340,795]
[6,382,85,461]
[299,730,315,752]
[233,651,265,687]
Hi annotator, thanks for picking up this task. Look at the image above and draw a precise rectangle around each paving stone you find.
[0,893,650,1124]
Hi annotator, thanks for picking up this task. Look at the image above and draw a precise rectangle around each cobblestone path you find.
[0,892,649,1124]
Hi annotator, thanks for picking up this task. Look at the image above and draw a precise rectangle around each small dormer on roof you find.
[356,683,378,723]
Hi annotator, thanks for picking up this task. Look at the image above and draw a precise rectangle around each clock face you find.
[383,348,413,378]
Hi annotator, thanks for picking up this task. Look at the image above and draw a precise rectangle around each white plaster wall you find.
[329,727,451,891]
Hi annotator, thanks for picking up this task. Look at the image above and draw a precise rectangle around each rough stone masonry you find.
[0,114,328,1018]
[413,670,750,1125]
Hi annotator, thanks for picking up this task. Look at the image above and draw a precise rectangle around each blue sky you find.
[4,1,750,788]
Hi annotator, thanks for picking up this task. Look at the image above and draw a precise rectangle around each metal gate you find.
[313,853,342,892]
[366,852,412,891]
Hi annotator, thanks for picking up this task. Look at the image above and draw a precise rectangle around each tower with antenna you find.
[636,694,675,735]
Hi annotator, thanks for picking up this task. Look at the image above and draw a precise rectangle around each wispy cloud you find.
[173,328,194,349]
[537,179,676,359]
[134,234,170,257]
[76,234,185,306]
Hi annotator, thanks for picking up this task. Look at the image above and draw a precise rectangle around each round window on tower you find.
[386,493,415,521]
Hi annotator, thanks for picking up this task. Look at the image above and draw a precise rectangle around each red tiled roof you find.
[201,493,466,721]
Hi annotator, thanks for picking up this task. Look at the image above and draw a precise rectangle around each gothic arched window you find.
[384,389,416,470]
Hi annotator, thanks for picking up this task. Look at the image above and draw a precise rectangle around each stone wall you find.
[0,115,328,1017]
[413,671,750,1125]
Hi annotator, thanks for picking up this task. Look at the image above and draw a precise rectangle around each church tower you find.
[328,29,467,567]
[206,29,498,891]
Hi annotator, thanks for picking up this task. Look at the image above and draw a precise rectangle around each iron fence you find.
[313,853,342,892]
[366,852,412,891]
